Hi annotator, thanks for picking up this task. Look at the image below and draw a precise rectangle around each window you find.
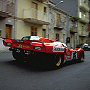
[9,0,14,4]
[56,13,60,26]
[32,2,38,19]
[79,11,82,18]
[81,25,84,32]
[0,30,1,36]
[84,0,87,3]
[42,29,46,38]
[44,7,47,14]
[31,26,37,36]
[56,33,59,41]
[80,0,82,5]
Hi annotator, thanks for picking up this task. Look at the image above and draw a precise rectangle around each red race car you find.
[3,36,85,68]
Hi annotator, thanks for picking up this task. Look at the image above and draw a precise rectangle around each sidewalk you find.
[0,38,9,52]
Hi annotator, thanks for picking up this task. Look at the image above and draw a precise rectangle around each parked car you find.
[76,43,90,51]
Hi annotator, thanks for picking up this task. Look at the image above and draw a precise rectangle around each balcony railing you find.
[70,25,77,33]
[79,1,90,12]
[0,0,14,17]
[35,0,47,2]
[23,8,49,23]
[54,22,64,30]
[80,16,89,23]
[79,30,89,37]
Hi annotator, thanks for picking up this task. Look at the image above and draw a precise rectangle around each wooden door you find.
[6,25,12,39]
[31,26,37,36]
[56,33,59,41]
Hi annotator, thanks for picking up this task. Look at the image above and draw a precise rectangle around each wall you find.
[15,0,48,39]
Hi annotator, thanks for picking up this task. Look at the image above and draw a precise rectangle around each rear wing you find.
[3,38,65,53]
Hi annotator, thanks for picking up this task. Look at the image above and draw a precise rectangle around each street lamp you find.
[55,1,64,7]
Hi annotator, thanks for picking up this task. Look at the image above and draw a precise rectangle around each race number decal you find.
[53,46,64,52]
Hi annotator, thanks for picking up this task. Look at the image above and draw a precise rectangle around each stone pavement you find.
[0,38,9,52]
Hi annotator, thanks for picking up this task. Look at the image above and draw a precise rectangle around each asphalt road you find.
[0,51,90,90]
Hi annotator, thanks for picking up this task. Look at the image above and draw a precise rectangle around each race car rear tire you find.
[53,54,64,68]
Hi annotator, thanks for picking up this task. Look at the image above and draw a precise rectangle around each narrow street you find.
[0,51,90,90]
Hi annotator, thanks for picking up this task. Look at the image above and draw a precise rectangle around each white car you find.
[82,43,90,51]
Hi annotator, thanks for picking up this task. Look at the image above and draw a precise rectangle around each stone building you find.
[13,0,49,39]
[48,1,69,44]
[87,0,90,44]
[50,0,90,47]
[0,0,15,39]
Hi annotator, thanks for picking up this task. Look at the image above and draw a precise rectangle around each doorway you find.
[6,24,12,39]
[31,26,37,36]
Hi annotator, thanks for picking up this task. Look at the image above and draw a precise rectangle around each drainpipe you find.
[13,0,17,39]
[66,15,70,48]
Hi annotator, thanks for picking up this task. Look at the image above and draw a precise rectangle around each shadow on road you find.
[4,60,56,72]
[3,59,85,72]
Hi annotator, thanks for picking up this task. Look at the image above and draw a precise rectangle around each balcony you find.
[54,22,64,30]
[80,16,89,23]
[70,26,77,33]
[79,1,90,12]
[35,0,47,2]
[0,0,14,17]
[70,22,78,33]
[23,8,49,25]
[79,30,89,37]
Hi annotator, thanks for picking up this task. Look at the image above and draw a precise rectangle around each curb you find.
[0,48,9,53]
[0,37,9,53]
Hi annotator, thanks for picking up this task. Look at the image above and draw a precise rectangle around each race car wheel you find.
[53,54,64,68]
[56,56,62,67]
[78,52,84,62]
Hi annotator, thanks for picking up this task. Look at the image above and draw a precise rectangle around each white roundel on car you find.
[53,42,67,48]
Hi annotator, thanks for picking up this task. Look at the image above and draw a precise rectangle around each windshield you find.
[21,36,41,40]
[21,36,30,40]
[30,36,40,40]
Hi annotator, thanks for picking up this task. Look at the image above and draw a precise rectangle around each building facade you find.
[14,0,49,39]
[50,0,90,47]
[0,0,15,39]
[78,0,89,45]
[48,2,68,43]
[69,17,78,48]
[87,0,90,44]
